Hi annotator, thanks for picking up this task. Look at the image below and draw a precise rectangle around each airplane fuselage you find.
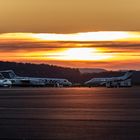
[85,71,133,88]
[0,70,72,87]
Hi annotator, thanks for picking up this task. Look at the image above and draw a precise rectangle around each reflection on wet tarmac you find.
[0,87,140,140]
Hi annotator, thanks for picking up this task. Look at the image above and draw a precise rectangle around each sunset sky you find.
[0,0,140,70]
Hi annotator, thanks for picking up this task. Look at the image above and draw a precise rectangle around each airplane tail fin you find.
[0,70,17,79]
[122,70,133,80]
[8,70,17,78]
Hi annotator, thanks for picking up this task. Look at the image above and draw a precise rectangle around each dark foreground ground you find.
[0,87,140,140]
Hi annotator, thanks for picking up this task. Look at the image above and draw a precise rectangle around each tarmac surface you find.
[0,87,140,140]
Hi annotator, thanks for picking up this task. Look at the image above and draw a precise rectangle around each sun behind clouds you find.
[44,48,113,61]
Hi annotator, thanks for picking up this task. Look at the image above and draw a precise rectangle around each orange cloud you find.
[0,32,140,70]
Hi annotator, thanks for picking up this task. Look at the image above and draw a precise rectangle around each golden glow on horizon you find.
[0,31,140,42]
[18,48,113,61]
[43,48,113,61]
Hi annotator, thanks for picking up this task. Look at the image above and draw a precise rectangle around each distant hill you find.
[0,61,140,85]
[79,68,107,74]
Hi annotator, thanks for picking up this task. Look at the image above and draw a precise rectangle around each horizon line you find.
[0,60,138,71]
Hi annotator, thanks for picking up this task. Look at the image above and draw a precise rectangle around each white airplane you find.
[85,71,133,88]
[0,70,72,87]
